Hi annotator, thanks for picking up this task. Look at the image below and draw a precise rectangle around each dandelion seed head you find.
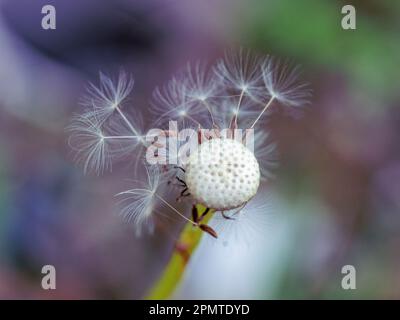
[185,138,260,210]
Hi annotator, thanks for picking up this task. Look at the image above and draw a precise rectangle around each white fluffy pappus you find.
[150,75,208,128]
[262,57,312,108]
[116,165,163,236]
[116,166,198,236]
[68,71,155,175]
[214,48,266,103]
[81,71,135,122]
[67,113,112,175]
[207,191,277,247]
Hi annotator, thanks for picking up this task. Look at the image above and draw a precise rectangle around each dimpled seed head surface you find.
[185,138,260,210]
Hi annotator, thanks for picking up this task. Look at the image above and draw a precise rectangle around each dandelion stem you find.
[146,205,213,299]
[250,96,276,129]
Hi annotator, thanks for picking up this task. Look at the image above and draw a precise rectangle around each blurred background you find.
[0,0,399,299]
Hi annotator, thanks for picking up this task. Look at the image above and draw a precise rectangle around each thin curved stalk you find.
[146,205,213,299]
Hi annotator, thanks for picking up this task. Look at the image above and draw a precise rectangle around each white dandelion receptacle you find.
[185,138,260,211]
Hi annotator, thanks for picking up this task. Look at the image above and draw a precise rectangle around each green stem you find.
[146,205,213,299]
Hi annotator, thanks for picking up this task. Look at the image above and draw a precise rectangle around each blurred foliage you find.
[243,0,400,102]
